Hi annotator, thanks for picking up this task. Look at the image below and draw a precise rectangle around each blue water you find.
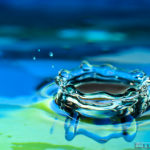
[1,56,150,150]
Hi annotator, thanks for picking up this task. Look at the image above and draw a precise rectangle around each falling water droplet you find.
[37,49,40,52]
[33,56,36,60]
[49,52,53,57]
[52,65,55,68]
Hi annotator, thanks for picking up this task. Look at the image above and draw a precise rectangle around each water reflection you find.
[38,59,150,146]
[49,98,137,143]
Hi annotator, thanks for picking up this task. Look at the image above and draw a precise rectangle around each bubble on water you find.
[33,56,36,60]
[37,49,40,52]
[49,52,53,57]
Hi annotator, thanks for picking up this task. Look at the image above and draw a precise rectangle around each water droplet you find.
[59,69,70,78]
[49,52,53,57]
[37,49,40,52]
[80,61,91,71]
[101,64,116,69]
[33,56,36,60]
[52,65,55,68]
[130,69,145,79]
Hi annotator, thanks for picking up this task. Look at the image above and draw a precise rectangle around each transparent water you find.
[1,59,150,150]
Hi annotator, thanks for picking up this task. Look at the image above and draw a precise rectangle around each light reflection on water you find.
[41,80,150,149]
[0,57,150,150]
[0,87,150,150]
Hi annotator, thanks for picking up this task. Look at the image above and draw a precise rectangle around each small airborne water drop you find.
[37,49,41,52]
[49,52,53,57]
[33,56,36,60]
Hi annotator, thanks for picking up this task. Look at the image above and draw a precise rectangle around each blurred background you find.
[0,0,150,103]
[1,0,150,59]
